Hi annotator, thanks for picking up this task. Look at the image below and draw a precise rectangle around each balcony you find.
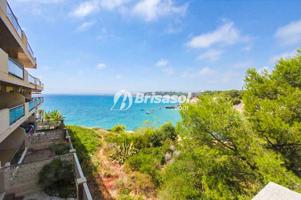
[0,0,36,67]
[9,104,25,125]
[5,2,21,38]
[29,100,35,111]
[8,58,24,79]
[0,97,43,143]
[0,48,43,91]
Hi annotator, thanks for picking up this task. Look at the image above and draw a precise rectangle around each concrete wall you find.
[30,129,65,150]
[0,92,25,109]
[0,0,6,15]
[0,109,9,139]
[0,47,8,74]
[0,127,25,150]
[0,128,25,167]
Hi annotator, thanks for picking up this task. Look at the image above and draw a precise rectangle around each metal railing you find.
[28,74,42,88]
[8,58,24,79]
[6,2,22,37]
[28,74,35,84]
[6,1,35,60]
[9,104,25,125]
[33,97,43,107]
[65,130,93,200]
[27,42,34,58]
[7,56,43,89]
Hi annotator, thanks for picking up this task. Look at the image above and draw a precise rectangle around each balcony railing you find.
[9,104,25,126]
[29,100,35,111]
[27,42,34,58]
[8,58,24,79]
[6,55,43,89]
[5,1,35,61]
[33,97,43,107]
[28,74,35,84]
[6,2,22,38]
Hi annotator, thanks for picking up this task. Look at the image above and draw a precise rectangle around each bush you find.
[126,148,164,185]
[67,126,102,175]
[44,110,64,122]
[159,122,177,141]
[39,159,76,198]
[50,143,70,155]
[112,124,126,133]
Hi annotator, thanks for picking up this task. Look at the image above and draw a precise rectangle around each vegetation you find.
[67,51,301,199]
[44,110,64,122]
[111,124,126,133]
[67,126,104,199]
[244,50,301,176]
[199,89,243,105]
[67,126,102,174]
[50,143,70,155]
[39,159,76,198]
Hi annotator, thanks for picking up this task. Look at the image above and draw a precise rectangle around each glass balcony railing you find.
[31,97,44,109]
[27,43,34,58]
[29,100,35,111]
[9,105,25,125]
[28,74,36,84]
[8,58,24,79]
[6,2,35,60]
[6,2,22,38]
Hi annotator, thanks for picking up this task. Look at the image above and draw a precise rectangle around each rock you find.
[164,152,172,162]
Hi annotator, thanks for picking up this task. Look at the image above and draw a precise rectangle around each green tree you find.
[243,50,301,175]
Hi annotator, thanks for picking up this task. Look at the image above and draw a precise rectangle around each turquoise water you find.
[42,95,181,130]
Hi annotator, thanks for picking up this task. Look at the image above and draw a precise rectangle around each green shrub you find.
[38,159,76,198]
[50,143,70,155]
[67,126,101,175]
[111,124,126,133]
[110,140,137,164]
[126,148,164,185]
[44,110,64,122]
[159,122,177,141]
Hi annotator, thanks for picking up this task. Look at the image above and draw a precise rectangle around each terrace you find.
[0,48,43,91]
[0,97,43,145]
[0,0,36,67]
[0,119,93,200]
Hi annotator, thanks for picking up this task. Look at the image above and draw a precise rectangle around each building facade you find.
[0,0,43,168]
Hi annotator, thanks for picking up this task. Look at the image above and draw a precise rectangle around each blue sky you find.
[9,0,301,94]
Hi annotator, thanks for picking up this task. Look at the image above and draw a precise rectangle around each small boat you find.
[146,109,154,114]
[165,105,178,109]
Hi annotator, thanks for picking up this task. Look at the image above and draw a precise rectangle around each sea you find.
[41,95,181,130]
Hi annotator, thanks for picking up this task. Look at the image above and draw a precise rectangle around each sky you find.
[9,0,301,94]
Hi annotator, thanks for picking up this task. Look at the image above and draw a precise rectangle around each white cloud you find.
[270,50,297,63]
[275,19,301,46]
[101,0,127,10]
[198,49,223,61]
[96,63,107,70]
[155,58,174,75]
[199,67,215,76]
[186,21,249,49]
[155,58,169,67]
[76,21,96,31]
[132,0,187,22]
[71,0,100,17]
[181,66,215,78]
[12,0,64,4]
[70,0,186,21]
